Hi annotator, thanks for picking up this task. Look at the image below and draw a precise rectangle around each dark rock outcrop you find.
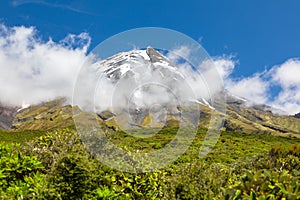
[0,104,18,130]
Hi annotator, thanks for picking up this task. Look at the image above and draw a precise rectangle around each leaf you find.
[276,183,288,194]
[233,189,241,200]
[268,184,275,190]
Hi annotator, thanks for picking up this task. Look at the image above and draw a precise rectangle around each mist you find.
[73,47,226,115]
[1,24,300,115]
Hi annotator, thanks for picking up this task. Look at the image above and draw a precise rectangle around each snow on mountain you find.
[83,46,207,128]
[17,102,30,113]
[228,94,247,102]
[190,98,215,110]
[92,47,185,83]
[89,46,202,114]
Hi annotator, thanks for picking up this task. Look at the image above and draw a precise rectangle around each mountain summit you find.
[90,46,200,129]
[0,47,299,137]
[146,46,166,63]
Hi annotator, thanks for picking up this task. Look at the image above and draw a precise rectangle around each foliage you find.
[0,129,46,144]
[0,127,299,199]
[21,128,167,199]
[110,171,167,199]
[165,162,233,199]
[20,129,112,199]
[0,143,44,199]
[222,169,300,200]
[221,144,300,200]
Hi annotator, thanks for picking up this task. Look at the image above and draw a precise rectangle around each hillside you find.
[0,103,18,130]
[0,46,299,198]
[2,47,298,138]
[224,95,300,137]
[11,98,74,131]
[0,94,297,140]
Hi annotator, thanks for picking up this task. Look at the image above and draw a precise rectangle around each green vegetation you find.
[0,129,46,144]
[0,127,299,199]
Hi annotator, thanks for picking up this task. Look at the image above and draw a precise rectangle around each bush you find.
[165,162,234,199]
[1,128,299,199]
[221,143,300,200]
[0,143,44,199]
[222,169,300,199]
[21,128,168,199]
[110,171,167,199]
[21,128,113,199]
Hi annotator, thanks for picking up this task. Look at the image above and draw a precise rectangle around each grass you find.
[1,125,299,166]
[0,126,299,199]
[100,126,300,166]
[0,125,75,144]
[195,130,300,164]
[0,129,47,144]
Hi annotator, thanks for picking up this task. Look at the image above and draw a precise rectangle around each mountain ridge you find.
[1,47,299,138]
[0,94,298,138]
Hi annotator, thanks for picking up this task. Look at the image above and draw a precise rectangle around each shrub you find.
[222,169,300,199]
[110,171,167,199]
[0,143,44,199]
[165,161,234,199]
[21,128,113,199]
[221,143,300,200]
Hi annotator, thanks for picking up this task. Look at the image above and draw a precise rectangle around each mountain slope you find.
[224,95,300,136]
[7,94,299,138]
[1,47,299,138]
[0,104,18,130]
[11,98,74,131]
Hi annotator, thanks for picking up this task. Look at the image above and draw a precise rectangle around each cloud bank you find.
[168,45,300,115]
[0,24,299,115]
[0,24,90,106]
[216,57,300,115]
[268,59,300,114]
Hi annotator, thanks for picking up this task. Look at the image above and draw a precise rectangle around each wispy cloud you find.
[268,59,300,114]
[216,57,300,115]
[0,24,90,106]
[167,45,300,115]
[0,25,299,115]
[11,0,100,16]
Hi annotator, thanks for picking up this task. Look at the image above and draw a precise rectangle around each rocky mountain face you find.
[90,47,300,136]
[1,47,300,137]
[89,46,199,130]
[5,94,300,137]
[0,104,18,130]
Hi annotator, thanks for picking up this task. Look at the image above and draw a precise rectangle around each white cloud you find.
[167,46,232,98]
[165,45,300,114]
[271,59,300,88]
[213,56,235,79]
[0,24,90,106]
[212,56,300,115]
[225,73,269,104]
[268,59,300,114]
[1,26,299,116]
[166,46,191,61]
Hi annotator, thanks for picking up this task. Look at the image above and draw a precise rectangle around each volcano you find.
[0,47,299,137]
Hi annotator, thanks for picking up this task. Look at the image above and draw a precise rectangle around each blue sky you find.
[0,0,300,114]
[1,0,300,76]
